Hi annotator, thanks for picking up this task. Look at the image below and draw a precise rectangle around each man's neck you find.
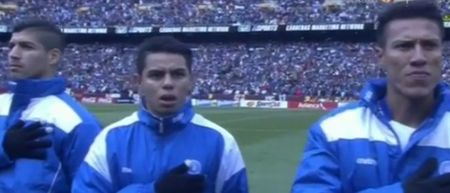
[386,88,436,128]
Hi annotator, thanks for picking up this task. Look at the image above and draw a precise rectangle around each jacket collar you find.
[6,77,66,109]
[8,77,66,98]
[137,99,194,135]
[360,78,450,121]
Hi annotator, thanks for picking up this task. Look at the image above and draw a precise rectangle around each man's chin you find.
[155,106,181,117]
[8,73,26,80]
[401,87,436,100]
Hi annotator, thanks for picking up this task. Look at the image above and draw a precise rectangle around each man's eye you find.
[22,44,32,49]
[17,43,34,50]
[148,72,164,79]
[172,71,186,78]
[396,43,411,49]
[423,42,438,50]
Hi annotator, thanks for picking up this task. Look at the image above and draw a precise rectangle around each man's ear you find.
[133,73,141,94]
[188,71,195,94]
[48,48,62,69]
[375,46,386,71]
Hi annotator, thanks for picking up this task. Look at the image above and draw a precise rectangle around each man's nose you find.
[410,44,427,67]
[8,46,20,61]
[162,75,174,89]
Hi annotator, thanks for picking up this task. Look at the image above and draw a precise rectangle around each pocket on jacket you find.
[348,158,381,192]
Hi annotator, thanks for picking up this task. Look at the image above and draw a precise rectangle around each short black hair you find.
[12,19,65,51]
[376,0,444,47]
[136,36,192,75]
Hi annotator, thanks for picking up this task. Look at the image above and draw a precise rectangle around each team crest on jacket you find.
[439,160,450,174]
[184,159,202,175]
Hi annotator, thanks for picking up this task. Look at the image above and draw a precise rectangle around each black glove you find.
[2,121,52,160]
[155,163,206,193]
[403,157,450,193]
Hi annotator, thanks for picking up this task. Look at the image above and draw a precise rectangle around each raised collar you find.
[8,77,66,98]
[137,100,195,135]
[360,78,450,121]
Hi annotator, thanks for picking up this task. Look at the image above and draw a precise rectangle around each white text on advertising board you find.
[286,25,311,31]
[311,24,340,31]
[207,26,229,32]
[182,26,208,33]
[339,24,364,30]
[257,101,281,108]
[252,25,278,32]
[159,27,182,33]
[298,102,321,109]
[128,27,152,33]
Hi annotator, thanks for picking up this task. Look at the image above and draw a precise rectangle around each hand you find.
[155,163,206,193]
[403,157,450,193]
[2,121,52,160]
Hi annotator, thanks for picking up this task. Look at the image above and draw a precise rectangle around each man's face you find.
[377,18,443,99]
[8,30,57,80]
[138,52,193,117]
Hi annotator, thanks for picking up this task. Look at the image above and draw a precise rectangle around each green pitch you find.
[86,104,325,193]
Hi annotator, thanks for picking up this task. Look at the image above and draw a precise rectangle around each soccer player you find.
[73,36,249,193]
[291,1,450,193]
[0,19,101,192]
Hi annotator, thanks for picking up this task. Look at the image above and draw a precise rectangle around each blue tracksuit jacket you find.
[292,79,450,193]
[72,101,248,193]
[0,77,101,192]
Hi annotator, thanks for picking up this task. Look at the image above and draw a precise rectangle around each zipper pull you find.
[159,119,163,134]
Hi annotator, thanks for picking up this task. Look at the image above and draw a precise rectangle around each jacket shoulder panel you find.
[319,106,397,146]
[21,95,83,133]
[0,93,12,116]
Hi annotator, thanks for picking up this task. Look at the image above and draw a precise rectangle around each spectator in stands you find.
[73,36,249,193]
[291,1,450,193]
[0,19,101,192]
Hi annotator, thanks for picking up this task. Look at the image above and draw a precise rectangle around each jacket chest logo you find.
[356,158,377,166]
[185,159,202,174]
[439,160,450,174]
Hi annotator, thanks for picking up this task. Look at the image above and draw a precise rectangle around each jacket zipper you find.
[159,118,164,134]
[375,102,402,183]
[47,163,62,193]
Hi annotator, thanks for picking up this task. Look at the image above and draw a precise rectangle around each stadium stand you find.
[1,41,450,102]
[0,0,449,103]
[0,0,447,26]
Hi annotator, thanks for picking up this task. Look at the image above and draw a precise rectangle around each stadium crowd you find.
[0,0,448,26]
[1,42,450,100]
[0,1,449,100]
